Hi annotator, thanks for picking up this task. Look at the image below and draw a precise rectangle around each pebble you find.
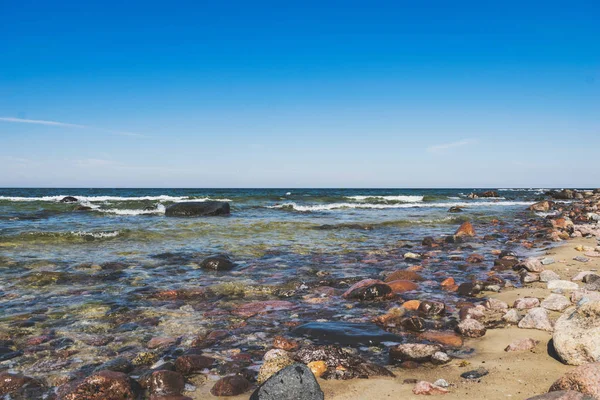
[541,257,556,265]
[460,367,489,380]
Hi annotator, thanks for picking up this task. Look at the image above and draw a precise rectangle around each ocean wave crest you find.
[0,195,232,203]
[268,201,534,212]
[345,195,424,202]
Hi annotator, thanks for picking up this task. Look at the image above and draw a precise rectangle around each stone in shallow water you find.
[292,322,402,345]
[250,364,324,400]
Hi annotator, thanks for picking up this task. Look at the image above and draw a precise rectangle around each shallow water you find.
[0,188,550,382]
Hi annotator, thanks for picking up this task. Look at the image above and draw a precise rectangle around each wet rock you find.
[60,196,78,203]
[389,344,441,362]
[456,319,486,338]
[457,282,482,297]
[292,322,402,345]
[419,331,463,347]
[149,396,193,400]
[175,354,214,374]
[548,280,579,291]
[530,201,553,212]
[211,375,251,396]
[401,316,426,332]
[521,271,541,284]
[147,337,177,349]
[516,258,544,273]
[387,280,419,293]
[541,270,561,283]
[273,336,299,351]
[165,201,230,217]
[418,300,446,316]
[461,367,489,380]
[385,269,424,282]
[422,236,436,246]
[402,300,421,310]
[233,300,295,318]
[342,279,392,300]
[0,372,45,397]
[455,221,476,238]
[448,206,464,213]
[413,380,449,395]
[466,254,485,263]
[553,301,600,365]
[74,205,93,211]
[549,363,600,398]
[505,338,539,352]
[404,252,421,261]
[514,297,540,309]
[493,258,519,271]
[94,357,133,373]
[151,370,185,395]
[294,345,394,379]
[541,294,570,312]
[199,255,235,271]
[307,361,327,378]
[250,364,324,400]
[527,391,594,400]
[257,349,295,383]
[58,370,140,400]
[518,308,553,332]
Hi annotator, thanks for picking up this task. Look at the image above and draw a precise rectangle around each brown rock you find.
[455,221,475,237]
[307,361,327,378]
[151,370,185,395]
[402,300,421,310]
[387,280,419,293]
[529,201,553,212]
[175,354,214,375]
[419,331,463,347]
[210,375,251,396]
[466,254,485,263]
[273,336,299,351]
[58,370,140,400]
[456,318,486,338]
[342,279,392,300]
[0,372,43,396]
[549,363,600,398]
[233,300,295,317]
[147,337,177,349]
[385,270,424,282]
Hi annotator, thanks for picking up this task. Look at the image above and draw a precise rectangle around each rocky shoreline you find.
[2,189,600,399]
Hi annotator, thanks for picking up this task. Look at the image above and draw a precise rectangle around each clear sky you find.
[1,1,598,188]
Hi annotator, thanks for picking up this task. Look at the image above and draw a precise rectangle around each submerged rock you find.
[0,372,46,398]
[455,221,476,237]
[211,375,251,396]
[199,255,235,271]
[165,201,230,217]
[150,370,185,396]
[553,301,600,365]
[257,349,295,384]
[292,322,402,345]
[342,279,392,301]
[57,370,141,400]
[250,364,324,400]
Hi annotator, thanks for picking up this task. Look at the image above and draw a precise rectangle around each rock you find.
[211,375,251,396]
[165,201,230,217]
[548,280,579,291]
[0,372,45,398]
[460,367,489,380]
[233,300,295,317]
[402,300,421,310]
[433,379,450,388]
[574,256,590,263]
[517,258,544,273]
[466,254,485,263]
[541,257,556,265]
[553,302,600,365]
[514,297,540,309]
[199,255,235,271]
[389,343,441,362]
[485,298,509,311]
[518,308,553,332]
[541,294,571,312]
[342,279,392,300]
[401,316,426,332]
[456,318,486,338]
[257,349,295,383]
[292,322,402,345]
[530,201,553,212]
[74,205,93,211]
[431,351,451,364]
[419,331,463,347]
[505,338,539,352]
[386,280,419,293]
[457,282,482,297]
[521,271,541,283]
[307,361,327,378]
[549,363,600,398]
[250,364,324,400]
[147,337,177,349]
[404,252,421,261]
[412,381,449,395]
[572,271,594,281]
[385,270,424,282]
[57,370,140,400]
[448,206,464,213]
[151,370,185,395]
[418,300,446,316]
[422,236,436,246]
[527,391,594,400]
[175,354,214,374]
[541,270,561,282]
[502,309,522,324]
[273,336,299,351]
[60,196,78,203]
[455,221,476,237]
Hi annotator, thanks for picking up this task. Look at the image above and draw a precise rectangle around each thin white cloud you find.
[0,117,144,137]
[427,139,475,153]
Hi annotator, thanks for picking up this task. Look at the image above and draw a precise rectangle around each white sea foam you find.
[71,230,121,238]
[268,201,534,212]
[345,195,424,202]
[0,195,231,203]
[99,204,167,215]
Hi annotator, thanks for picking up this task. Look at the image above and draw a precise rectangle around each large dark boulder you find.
[199,255,235,271]
[60,196,78,203]
[250,364,324,400]
[165,201,230,217]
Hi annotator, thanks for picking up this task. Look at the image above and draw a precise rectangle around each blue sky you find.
[1,1,598,187]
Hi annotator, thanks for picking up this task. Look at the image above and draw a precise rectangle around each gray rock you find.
[518,307,553,332]
[250,364,324,400]
[200,255,235,271]
[540,270,561,283]
[574,256,590,263]
[541,257,556,266]
[456,318,486,338]
[553,302,600,365]
[541,294,571,312]
[502,309,522,324]
[433,379,450,388]
[165,201,230,217]
[431,351,451,365]
[548,280,579,291]
[514,297,540,309]
[517,258,544,273]
[389,343,441,362]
